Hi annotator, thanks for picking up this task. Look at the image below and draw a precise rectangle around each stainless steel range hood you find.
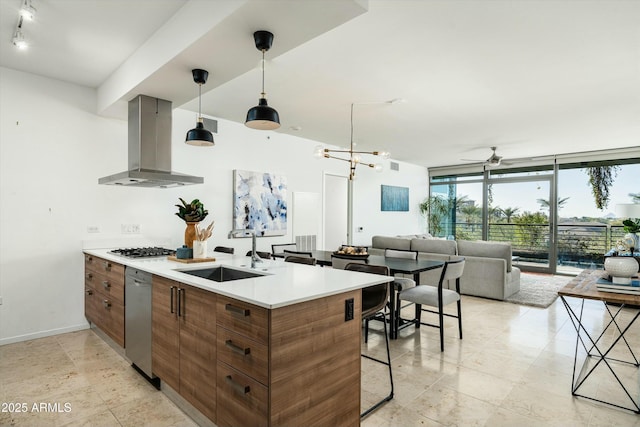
[99,95,204,188]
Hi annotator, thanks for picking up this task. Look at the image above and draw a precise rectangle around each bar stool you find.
[344,262,394,418]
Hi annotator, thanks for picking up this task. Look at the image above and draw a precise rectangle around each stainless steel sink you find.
[179,266,266,282]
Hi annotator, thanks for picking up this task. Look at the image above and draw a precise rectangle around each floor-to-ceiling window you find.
[556,160,640,274]
[428,149,640,274]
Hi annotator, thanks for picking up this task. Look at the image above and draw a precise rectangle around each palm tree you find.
[630,192,640,203]
[537,197,570,211]
[488,206,503,222]
[419,195,449,236]
[460,204,481,224]
[500,207,520,222]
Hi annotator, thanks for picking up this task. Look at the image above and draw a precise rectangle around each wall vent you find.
[202,118,218,133]
[390,161,399,171]
[295,235,317,251]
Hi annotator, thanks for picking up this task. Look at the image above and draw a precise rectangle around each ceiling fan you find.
[461,146,507,167]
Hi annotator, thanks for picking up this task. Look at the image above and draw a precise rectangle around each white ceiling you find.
[1,0,639,168]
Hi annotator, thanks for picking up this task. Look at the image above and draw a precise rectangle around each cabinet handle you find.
[85,255,93,262]
[170,286,176,314]
[225,303,250,317]
[85,289,93,296]
[102,300,111,309]
[103,261,111,271]
[177,288,185,317]
[86,273,93,280]
[225,340,251,356]
[102,281,111,290]
[225,375,250,395]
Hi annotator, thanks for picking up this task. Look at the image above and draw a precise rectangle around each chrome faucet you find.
[228,228,262,268]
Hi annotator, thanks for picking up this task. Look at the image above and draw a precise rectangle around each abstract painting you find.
[381,185,409,211]
[233,170,287,236]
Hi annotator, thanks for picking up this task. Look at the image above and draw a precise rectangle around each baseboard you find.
[0,323,89,346]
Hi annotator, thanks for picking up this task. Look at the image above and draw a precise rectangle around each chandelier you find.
[314,102,392,180]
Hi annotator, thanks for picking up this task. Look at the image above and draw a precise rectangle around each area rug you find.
[505,273,573,308]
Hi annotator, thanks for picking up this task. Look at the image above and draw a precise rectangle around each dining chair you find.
[399,257,465,351]
[284,255,317,266]
[245,250,272,259]
[384,248,418,335]
[271,243,297,257]
[330,253,368,270]
[343,262,394,418]
[283,249,313,258]
[213,246,235,254]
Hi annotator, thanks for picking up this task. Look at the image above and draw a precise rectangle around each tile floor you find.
[1,294,639,426]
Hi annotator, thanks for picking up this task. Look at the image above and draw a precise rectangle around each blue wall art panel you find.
[233,170,287,236]
[381,185,409,212]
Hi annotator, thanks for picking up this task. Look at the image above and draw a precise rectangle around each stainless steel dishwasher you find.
[125,267,159,387]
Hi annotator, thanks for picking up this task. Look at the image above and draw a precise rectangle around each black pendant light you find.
[185,69,214,146]
[245,30,280,130]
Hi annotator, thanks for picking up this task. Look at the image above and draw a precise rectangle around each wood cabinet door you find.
[179,284,217,422]
[152,275,180,390]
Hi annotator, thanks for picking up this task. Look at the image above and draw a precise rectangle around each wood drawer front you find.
[217,327,268,385]
[85,255,125,283]
[85,270,124,305]
[84,286,102,325]
[94,287,125,347]
[216,362,268,427]
[216,296,268,344]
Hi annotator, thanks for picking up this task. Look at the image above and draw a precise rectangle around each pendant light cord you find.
[350,103,354,152]
[261,50,266,97]
[198,83,202,119]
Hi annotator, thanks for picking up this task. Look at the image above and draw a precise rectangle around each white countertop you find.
[83,249,391,309]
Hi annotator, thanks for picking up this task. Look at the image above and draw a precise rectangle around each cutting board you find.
[168,255,216,263]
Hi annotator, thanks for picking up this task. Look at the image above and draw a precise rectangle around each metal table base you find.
[560,295,640,414]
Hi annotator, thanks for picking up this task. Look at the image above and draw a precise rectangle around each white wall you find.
[0,67,428,344]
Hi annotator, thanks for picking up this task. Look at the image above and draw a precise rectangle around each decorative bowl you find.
[332,251,369,259]
[333,246,369,258]
[604,256,639,284]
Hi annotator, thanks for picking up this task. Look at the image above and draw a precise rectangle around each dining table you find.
[279,250,445,339]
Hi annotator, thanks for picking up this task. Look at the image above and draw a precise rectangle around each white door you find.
[323,173,348,250]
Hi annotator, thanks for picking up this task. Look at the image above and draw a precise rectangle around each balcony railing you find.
[446,222,626,269]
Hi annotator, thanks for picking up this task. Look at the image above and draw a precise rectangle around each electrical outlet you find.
[121,224,141,234]
[87,226,99,233]
[345,298,354,321]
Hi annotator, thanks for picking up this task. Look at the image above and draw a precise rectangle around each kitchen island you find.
[83,249,391,427]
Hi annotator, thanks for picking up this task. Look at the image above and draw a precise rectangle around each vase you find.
[604,256,639,285]
[184,222,199,248]
[193,240,208,259]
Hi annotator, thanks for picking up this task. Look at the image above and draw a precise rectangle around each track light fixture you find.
[314,103,390,180]
[245,30,280,130]
[12,16,28,50]
[19,0,36,21]
[185,69,214,146]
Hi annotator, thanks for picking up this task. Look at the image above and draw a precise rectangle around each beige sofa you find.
[370,235,521,300]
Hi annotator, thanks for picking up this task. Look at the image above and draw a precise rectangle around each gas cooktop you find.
[109,247,176,258]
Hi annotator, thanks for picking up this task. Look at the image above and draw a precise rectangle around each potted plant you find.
[176,198,209,247]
